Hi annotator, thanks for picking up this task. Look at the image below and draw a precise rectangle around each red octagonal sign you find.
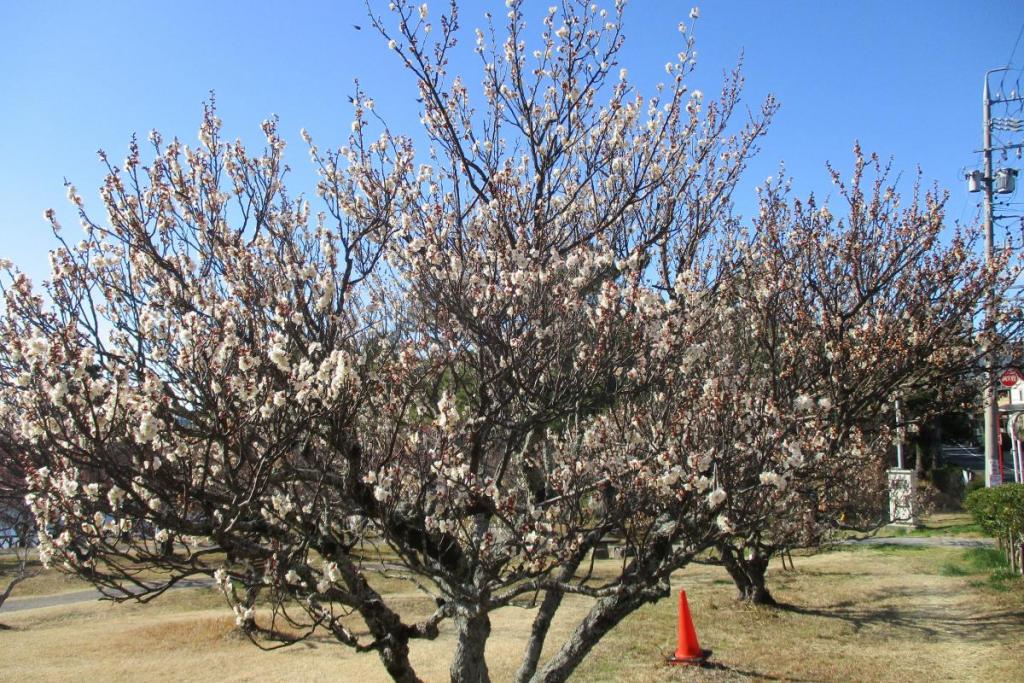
[1000,368,1022,388]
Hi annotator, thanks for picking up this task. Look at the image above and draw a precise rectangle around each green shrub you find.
[964,484,1024,575]
[964,484,1024,536]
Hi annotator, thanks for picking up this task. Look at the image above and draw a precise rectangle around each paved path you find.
[1,539,994,615]
[842,535,995,548]
[2,561,410,614]
[2,577,214,614]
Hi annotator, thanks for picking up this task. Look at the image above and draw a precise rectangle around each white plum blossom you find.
[268,341,290,372]
[107,485,125,509]
[759,471,786,490]
[135,412,159,443]
[234,606,255,627]
[707,488,727,508]
[25,336,49,362]
[794,394,815,412]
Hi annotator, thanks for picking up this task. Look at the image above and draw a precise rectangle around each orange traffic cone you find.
[667,589,711,665]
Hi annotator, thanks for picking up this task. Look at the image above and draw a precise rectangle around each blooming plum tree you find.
[701,159,1014,604]
[0,2,778,680]
[0,0,1008,680]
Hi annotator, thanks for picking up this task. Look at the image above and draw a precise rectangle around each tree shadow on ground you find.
[771,568,875,578]
[690,659,817,682]
[774,586,1024,641]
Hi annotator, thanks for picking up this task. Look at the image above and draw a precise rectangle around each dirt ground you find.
[576,545,1024,682]
[1,538,1022,682]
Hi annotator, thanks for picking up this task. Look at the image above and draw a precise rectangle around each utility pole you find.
[983,68,1001,489]
[978,67,1024,487]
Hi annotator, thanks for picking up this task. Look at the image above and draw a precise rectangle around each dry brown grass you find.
[578,545,1024,682]
[0,551,226,599]
[0,555,91,597]
[1,543,1022,682]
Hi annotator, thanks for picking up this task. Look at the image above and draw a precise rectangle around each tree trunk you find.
[719,544,776,606]
[0,554,30,615]
[451,609,492,683]
[335,556,421,683]
[513,588,565,683]
[0,572,27,612]
[513,554,584,683]
[238,583,260,634]
[529,583,667,683]
[375,634,420,683]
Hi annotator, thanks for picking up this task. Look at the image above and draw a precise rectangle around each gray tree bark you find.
[375,633,420,683]
[513,554,584,683]
[513,587,567,683]
[719,544,776,606]
[450,608,492,683]
[529,583,667,683]
[336,557,422,683]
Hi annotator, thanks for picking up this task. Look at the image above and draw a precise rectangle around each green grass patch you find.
[942,547,1023,592]
[869,543,928,553]
[938,562,970,576]
[908,521,983,537]
[832,542,933,558]
[970,570,1022,592]
[962,547,1006,572]
[871,513,984,539]
[984,570,1022,592]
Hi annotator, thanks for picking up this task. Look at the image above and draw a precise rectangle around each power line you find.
[997,26,1024,110]
[1008,23,1024,68]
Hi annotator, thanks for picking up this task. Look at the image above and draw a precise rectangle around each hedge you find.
[964,483,1024,575]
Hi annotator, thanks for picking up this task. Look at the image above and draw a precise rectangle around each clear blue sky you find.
[2,1,1023,286]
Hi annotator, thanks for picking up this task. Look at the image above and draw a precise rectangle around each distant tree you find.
[0,434,36,617]
[896,383,975,479]
[704,160,1011,604]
